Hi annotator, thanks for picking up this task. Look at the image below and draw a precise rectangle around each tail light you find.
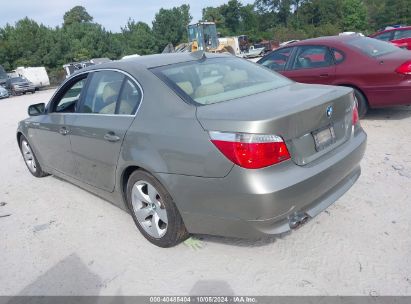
[209,131,290,169]
[395,61,411,75]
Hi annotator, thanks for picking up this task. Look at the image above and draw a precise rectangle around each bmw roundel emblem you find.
[326,105,333,118]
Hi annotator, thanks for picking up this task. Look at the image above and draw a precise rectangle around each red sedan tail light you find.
[395,61,411,75]
[209,131,290,169]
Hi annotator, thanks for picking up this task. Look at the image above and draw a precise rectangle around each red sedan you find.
[257,36,411,116]
[370,26,411,50]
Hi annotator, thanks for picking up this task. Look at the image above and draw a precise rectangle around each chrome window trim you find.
[48,112,135,118]
[48,68,144,117]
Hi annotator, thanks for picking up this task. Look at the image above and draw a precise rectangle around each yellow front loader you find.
[162,22,237,55]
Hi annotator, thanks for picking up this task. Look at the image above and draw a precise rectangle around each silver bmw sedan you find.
[17,52,366,247]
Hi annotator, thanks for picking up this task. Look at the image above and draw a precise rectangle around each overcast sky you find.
[0,0,255,32]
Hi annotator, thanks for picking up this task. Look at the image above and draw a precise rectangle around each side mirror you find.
[28,103,46,116]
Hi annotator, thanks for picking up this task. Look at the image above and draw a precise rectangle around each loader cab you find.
[187,22,219,51]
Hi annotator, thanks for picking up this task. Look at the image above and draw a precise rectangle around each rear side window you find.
[292,46,334,69]
[332,49,345,64]
[346,37,400,57]
[258,47,293,71]
[394,29,411,39]
[152,57,291,106]
[116,79,141,115]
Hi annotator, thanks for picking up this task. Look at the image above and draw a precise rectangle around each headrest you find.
[194,83,224,99]
[177,81,194,96]
[223,70,248,86]
[102,81,122,101]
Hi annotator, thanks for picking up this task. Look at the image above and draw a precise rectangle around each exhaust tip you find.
[289,212,310,229]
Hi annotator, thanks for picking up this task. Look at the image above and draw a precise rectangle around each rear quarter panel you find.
[330,45,410,107]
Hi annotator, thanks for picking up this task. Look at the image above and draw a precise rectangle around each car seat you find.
[99,81,123,114]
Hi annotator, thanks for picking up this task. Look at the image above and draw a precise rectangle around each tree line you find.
[0,1,410,83]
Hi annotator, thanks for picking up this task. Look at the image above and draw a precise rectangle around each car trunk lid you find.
[196,83,354,166]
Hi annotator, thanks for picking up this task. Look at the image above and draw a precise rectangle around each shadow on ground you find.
[193,230,295,248]
[8,254,102,298]
[190,280,235,296]
[364,106,411,121]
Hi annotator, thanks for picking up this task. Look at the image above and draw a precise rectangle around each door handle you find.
[59,127,70,135]
[104,131,120,142]
[319,74,329,78]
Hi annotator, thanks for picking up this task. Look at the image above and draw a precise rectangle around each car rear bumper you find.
[157,129,367,238]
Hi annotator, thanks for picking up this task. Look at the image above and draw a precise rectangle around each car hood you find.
[13,81,31,85]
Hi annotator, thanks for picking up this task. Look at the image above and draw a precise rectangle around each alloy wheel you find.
[21,140,37,173]
[131,180,168,238]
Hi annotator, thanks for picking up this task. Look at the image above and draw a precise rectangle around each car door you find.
[284,45,336,85]
[29,75,88,177]
[66,70,142,192]
[258,47,295,74]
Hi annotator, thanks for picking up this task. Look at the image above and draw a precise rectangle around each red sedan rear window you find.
[346,37,400,57]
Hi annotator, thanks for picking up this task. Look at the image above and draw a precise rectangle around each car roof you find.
[81,52,231,73]
[285,35,359,47]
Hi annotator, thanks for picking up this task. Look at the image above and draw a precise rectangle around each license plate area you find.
[312,125,336,151]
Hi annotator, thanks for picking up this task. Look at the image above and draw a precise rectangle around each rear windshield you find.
[152,57,292,105]
[346,37,400,57]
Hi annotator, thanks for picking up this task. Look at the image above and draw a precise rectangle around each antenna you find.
[190,50,206,60]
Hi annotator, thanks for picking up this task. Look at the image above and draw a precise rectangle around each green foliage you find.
[122,20,156,55]
[220,0,242,33]
[202,6,225,24]
[152,4,192,52]
[366,0,411,29]
[63,6,93,27]
[341,0,367,31]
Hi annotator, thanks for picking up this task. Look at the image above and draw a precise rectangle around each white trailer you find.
[15,67,50,90]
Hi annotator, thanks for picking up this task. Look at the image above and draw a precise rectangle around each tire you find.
[126,170,189,247]
[353,88,368,118]
[19,135,49,178]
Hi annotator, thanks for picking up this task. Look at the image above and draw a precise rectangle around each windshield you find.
[346,37,400,57]
[153,57,292,105]
[11,77,25,83]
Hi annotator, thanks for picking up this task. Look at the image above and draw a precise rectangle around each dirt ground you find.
[0,89,410,296]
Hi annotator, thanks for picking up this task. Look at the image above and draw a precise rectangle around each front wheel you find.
[126,170,189,247]
[19,136,49,178]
